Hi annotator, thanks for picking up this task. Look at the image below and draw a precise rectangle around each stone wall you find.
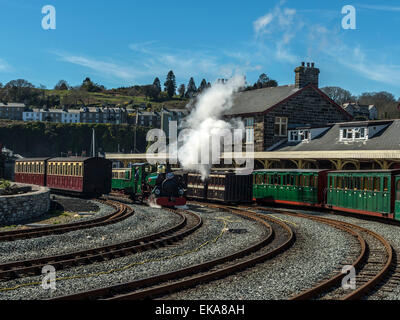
[0,183,50,225]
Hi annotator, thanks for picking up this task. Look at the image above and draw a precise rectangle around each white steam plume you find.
[177,75,245,180]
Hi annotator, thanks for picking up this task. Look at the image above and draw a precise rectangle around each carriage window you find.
[264,174,267,185]
[374,177,380,191]
[337,177,342,189]
[383,177,389,192]
[397,181,400,201]
[299,175,304,187]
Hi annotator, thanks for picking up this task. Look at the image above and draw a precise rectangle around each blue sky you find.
[0,0,400,98]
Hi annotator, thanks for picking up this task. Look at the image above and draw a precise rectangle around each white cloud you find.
[0,59,11,72]
[56,54,136,80]
[252,2,299,63]
[253,13,274,34]
[251,3,400,88]
[358,4,400,12]
[253,3,296,36]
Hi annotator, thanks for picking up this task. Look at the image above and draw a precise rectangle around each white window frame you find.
[341,127,367,141]
[245,128,254,144]
[274,117,288,137]
[288,129,310,142]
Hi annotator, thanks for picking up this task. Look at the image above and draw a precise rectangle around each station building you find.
[105,63,400,171]
[223,62,353,152]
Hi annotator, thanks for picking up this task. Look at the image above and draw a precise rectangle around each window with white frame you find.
[245,117,254,144]
[245,117,254,127]
[274,117,288,136]
[289,130,310,142]
[341,127,367,141]
[246,128,254,144]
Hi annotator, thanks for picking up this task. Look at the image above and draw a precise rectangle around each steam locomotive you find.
[111,163,186,207]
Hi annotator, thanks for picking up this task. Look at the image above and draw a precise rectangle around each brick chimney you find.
[294,62,320,88]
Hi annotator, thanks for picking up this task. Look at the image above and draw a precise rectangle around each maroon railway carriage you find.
[14,157,111,197]
[14,158,51,186]
[46,157,112,196]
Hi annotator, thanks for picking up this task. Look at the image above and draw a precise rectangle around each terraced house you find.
[224,62,353,151]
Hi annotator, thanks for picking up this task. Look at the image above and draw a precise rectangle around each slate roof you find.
[223,85,299,116]
[272,120,400,152]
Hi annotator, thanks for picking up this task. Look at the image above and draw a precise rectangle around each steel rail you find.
[0,200,133,242]
[0,208,201,281]
[51,204,294,300]
[254,206,393,300]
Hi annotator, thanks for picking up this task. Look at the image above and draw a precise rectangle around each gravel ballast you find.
[276,208,400,300]
[0,205,268,300]
[0,203,182,264]
[165,211,358,300]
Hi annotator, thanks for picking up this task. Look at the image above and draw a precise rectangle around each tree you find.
[178,84,186,98]
[358,91,398,119]
[3,79,37,104]
[81,77,104,93]
[153,77,161,96]
[198,79,208,93]
[257,73,269,85]
[54,80,69,91]
[164,70,176,98]
[254,73,278,89]
[143,84,159,101]
[185,77,197,98]
[321,87,356,105]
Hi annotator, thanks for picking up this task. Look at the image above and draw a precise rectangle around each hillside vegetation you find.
[0,120,150,157]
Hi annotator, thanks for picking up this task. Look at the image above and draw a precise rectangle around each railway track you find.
[253,206,394,300]
[0,199,134,242]
[50,204,294,300]
[0,208,201,281]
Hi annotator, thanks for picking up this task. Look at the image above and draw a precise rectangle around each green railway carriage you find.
[327,170,400,220]
[252,169,330,206]
[396,176,400,220]
[111,163,186,207]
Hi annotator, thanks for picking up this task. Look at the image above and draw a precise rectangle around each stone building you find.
[0,103,26,120]
[223,62,353,151]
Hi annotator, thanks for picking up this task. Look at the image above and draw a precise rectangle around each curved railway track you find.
[0,208,201,281]
[253,206,394,300]
[50,204,294,300]
[0,200,133,242]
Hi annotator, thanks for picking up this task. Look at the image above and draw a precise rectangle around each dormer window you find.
[341,127,367,141]
[289,129,310,142]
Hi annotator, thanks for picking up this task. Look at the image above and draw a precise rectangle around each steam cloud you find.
[177,75,246,180]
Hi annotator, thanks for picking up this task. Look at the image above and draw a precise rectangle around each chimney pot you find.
[307,62,310,67]
[301,62,305,67]
[311,62,315,68]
